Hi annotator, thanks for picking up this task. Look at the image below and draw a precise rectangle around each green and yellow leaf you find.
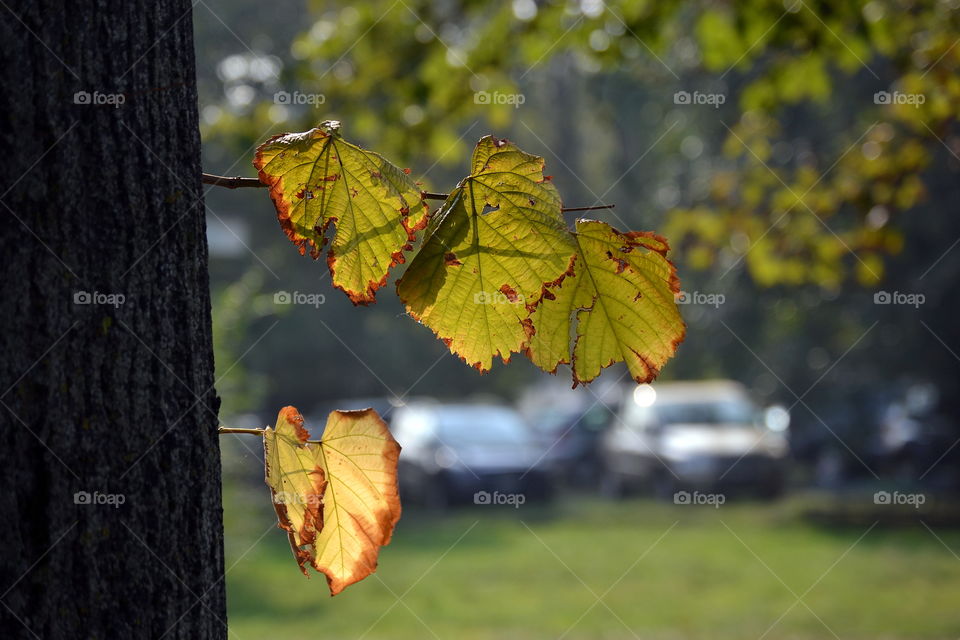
[263,406,402,596]
[526,219,686,386]
[263,406,326,574]
[254,120,428,304]
[397,136,576,372]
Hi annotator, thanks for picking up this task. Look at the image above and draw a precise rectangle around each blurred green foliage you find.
[198,1,960,463]
[204,0,960,289]
[211,266,279,413]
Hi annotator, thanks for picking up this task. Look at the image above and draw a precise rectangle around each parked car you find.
[518,378,621,489]
[599,380,790,499]
[529,405,611,488]
[389,402,553,507]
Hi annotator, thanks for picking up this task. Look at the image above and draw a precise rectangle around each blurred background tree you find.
[198,0,960,482]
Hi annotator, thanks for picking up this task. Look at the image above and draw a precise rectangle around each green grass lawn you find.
[223,486,960,639]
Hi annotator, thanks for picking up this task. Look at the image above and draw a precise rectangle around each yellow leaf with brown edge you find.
[254,120,427,305]
[396,136,576,372]
[525,220,686,386]
[263,406,402,595]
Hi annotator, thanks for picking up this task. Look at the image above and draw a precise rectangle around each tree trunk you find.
[0,2,226,638]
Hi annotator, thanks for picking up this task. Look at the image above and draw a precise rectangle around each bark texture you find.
[0,2,226,638]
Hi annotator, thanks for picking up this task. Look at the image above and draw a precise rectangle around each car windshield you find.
[655,400,755,425]
[436,407,530,445]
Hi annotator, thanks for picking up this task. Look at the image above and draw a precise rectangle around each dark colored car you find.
[529,404,612,488]
[390,402,553,507]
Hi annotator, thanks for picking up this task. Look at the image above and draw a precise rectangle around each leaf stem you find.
[201,172,615,211]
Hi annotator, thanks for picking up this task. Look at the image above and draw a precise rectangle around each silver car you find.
[599,380,790,498]
[390,402,553,507]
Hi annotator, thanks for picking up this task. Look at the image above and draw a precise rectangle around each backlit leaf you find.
[254,120,428,304]
[263,406,402,595]
[526,219,686,386]
[396,136,576,372]
[263,407,326,573]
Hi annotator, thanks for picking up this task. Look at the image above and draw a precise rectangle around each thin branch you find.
[202,173,615,211]
[218,426,323,445]
[218,426,265,435]
[559,204,615,212]
[202,173,265,189]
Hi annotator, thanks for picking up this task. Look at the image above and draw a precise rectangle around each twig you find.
[558,204,615,212]
[202,173,615,211]
[202,173,265,189]
[218,426,265,435]
[218,426,322,445]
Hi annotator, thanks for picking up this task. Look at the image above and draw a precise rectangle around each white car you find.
[599,380,790,498]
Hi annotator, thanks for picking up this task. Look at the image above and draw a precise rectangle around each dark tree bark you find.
[0,2,226,639]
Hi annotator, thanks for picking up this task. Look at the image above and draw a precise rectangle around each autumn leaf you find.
[396,136,576,372]
[263,406,402,595]
[263,407,326,573]
[525,219,686,386]
[254,120,427,304]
